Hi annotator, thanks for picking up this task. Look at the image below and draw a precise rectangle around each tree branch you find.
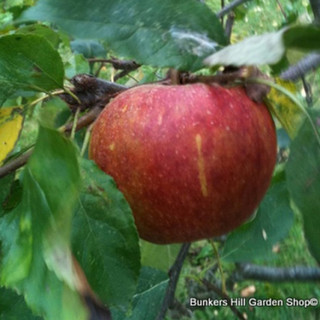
[88,58,140,72]
[0,75,128,179]
[156,243,191,320]
[61,74,127,112]
[0,149,33,179]
[224,12,235,42]
[280,52,320,81]
[63,105,103,133]
[233,263,320,282]
[216,0,252,18]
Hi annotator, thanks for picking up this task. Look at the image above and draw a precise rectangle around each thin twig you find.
[276,0,288,20]
[63,105,103,133]
[216,0,252,18]
[301,75,313,107]
[224,12,235,42]
[156,243,191,320]
[0,149,33,178]
[233,263,320,282]
[87,58,140,72]
[81,123,94,157]
[0,106,104,179]
[221,0,225,24]
[210,240,226,294]
[202,280,246,320]
[71,107,81,140]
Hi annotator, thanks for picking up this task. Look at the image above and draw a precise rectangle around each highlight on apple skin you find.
[89,83,277,244]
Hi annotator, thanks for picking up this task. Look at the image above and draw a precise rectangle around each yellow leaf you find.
[266,78,305,139]
[0,107,24,165]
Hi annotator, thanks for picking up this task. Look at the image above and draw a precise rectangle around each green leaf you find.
[72,159,140,309]
[38,97,71,129]
[0,174,15,217]
[17,24,61,48]
[286,110,320,263]
[283,25,320,51]
[0,34,64,105]
[0,287,42,320]
[112,267,168,320]
[20,0,227,71]
[0,126,87,320]
[204,25,320,67]
[204,29,287,66]
[140,240,181,272]
[1,178,23,214]
[222,169,294,262]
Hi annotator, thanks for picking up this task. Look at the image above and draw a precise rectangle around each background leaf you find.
[0,107,24,164]
[0,34,64,105]
[38,97,71,129]
[112,267,168,320]
[222,169,294,262]
[0,173,15,217]
[0,287,42,320]
[140,240,181,272]
[286,110,320,263]
[283,25,320,51]
[20,0,227,71]
[0,125,87,320]
[72,159,141,310]
[16,24,61,48]
[70,39,106,59]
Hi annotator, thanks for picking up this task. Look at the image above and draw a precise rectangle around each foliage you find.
[0,0,319,319]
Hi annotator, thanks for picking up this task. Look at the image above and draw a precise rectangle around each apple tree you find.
[0,0,320,319]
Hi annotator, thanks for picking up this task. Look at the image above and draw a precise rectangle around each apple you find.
[89,83,277,244]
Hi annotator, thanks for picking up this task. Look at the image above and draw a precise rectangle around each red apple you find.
[89,83,277,244]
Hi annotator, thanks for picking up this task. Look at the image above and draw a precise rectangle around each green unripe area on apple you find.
[89,83,277,244]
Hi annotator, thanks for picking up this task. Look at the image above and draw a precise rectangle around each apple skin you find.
[89,84,277,244]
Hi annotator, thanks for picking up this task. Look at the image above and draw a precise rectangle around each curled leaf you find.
[266,79,305,139]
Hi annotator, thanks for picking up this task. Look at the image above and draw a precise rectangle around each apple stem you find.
[70,107,81,140]
[81,123,94,157]
[248,77,320,146]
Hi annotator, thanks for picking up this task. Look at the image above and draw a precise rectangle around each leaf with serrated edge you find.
[140,240,181,272]
[0,287,42,320]
[222,169,293,262]
[20,0,226,71]
[72,159,140,309]
[0,34,64,105]
[0,126,87,320]
[111,267,168,320]
[286,110,320,263]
